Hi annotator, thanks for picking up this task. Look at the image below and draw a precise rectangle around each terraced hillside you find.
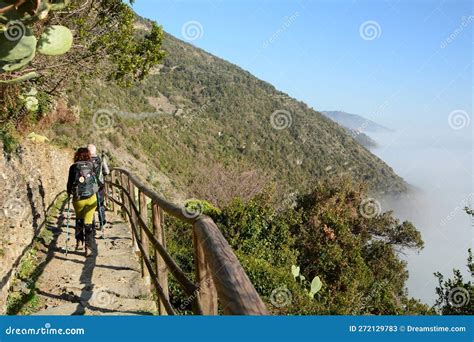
[55,25,406,198]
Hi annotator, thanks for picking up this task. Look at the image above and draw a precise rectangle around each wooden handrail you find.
[107,182,203,315]
[114,197,176,315]
[108,182,198,294]
[111,168,195,224]
[105,168,269,315]
[193,217,268,315]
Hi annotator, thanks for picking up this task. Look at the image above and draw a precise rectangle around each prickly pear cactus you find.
[291,265,300,279]
[0,28,36,72]
[309,276,322,298]
[0,0,72,81]
[37,25,73,56]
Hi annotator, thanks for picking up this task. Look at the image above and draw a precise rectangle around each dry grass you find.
[37,99,76,129]
[188,163,271,207]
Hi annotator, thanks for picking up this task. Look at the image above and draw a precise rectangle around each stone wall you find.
[0,141,72,314]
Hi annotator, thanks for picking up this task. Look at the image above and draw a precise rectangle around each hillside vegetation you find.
[54,27,406,198]
[166,179,430,315]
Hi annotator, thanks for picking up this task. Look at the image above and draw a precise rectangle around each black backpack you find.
[73,161,98,199]
[91,156,104,186]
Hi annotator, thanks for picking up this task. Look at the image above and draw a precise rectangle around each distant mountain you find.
[321,111,392,133]
[347,129,377,149]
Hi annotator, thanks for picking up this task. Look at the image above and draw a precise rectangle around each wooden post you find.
[109,171,115,213]
[120,173,132,244]
[119,173,127,217]
[127,179,142,268]
[104,175,109,208]
[152,202,169,315]
[139,191,151,286]
[193,226,218,315]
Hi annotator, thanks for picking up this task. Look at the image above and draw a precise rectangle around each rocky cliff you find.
[0,141,71,313]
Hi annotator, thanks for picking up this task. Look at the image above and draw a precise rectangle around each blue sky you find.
[131,0,472,133]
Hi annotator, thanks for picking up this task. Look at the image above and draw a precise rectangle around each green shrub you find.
[164,180,429,315]
[184,199,221,219]
[0,125,18,155]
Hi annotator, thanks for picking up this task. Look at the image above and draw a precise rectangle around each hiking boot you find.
[75,219,85,242]
[75,241,84,251]
[84,224,95,257]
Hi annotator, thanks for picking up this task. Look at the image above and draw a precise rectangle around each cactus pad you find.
[0,28,36,72]
[37,25,73,56]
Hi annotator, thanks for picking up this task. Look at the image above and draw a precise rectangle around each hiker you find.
[67,147,99,257]
[88,144,110,229]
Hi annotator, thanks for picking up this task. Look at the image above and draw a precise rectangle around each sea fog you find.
[369,128,472,305]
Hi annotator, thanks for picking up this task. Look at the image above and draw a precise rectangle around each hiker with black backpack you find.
[88,144,110,230]
[67,147,99,257]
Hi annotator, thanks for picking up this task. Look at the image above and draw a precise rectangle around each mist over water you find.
[369,129,472,305]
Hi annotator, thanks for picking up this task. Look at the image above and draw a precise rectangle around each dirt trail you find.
[32,200,156,315]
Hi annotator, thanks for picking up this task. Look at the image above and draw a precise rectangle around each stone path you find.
[33,202,156,315]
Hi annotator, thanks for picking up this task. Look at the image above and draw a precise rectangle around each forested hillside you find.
[57,26,406,198]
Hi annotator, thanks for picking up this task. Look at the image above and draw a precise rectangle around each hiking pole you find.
[83,217,87,257]
[65,195,71,257]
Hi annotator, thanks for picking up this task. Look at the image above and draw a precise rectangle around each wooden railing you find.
[104,168,269,315]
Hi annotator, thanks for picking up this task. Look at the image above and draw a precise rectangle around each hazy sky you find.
[371,130,472,304]
[132,0,472,134]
